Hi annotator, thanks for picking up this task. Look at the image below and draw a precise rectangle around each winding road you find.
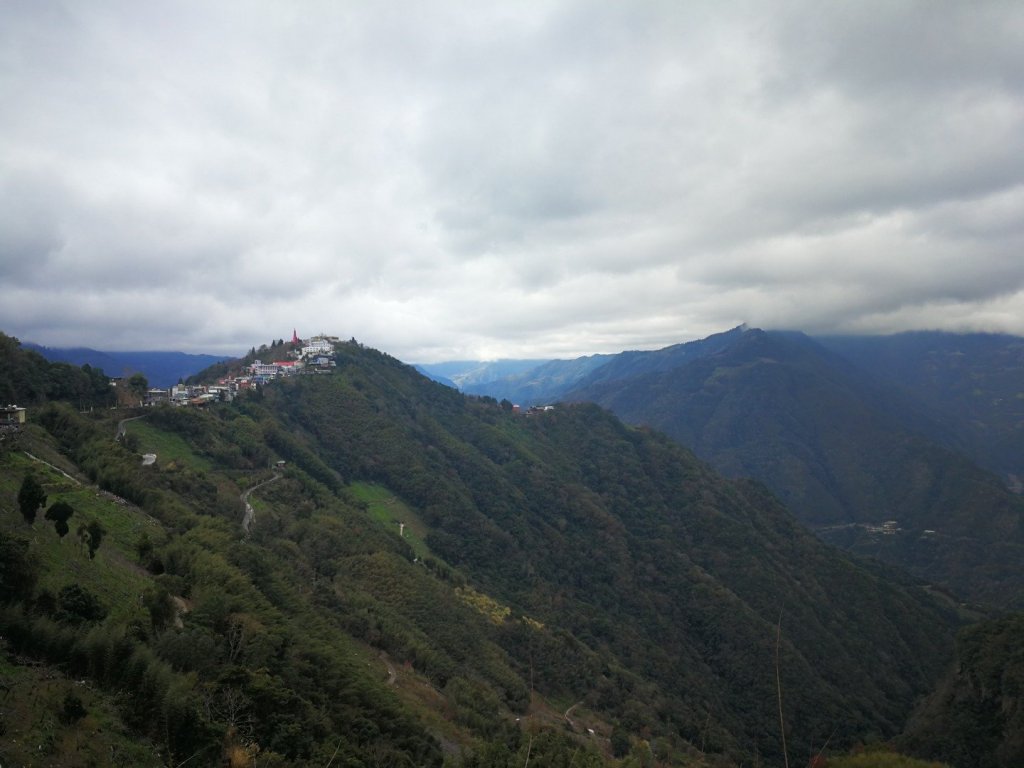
[116,414,146,441]
[241,472,281,535]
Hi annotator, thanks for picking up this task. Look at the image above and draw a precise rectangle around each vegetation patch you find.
[125,418,212,471]
[350,481,434,558]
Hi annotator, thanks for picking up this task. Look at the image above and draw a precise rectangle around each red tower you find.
[292,329,300,345]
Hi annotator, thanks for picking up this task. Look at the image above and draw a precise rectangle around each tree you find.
[77,520,105,559]
[45,500,74,540]
[55,583,106,623]
[144,585,176,631]
[127,372,149,403]
[610,725,632,758]
[0,531,38,602]
[17,473,47,525]
[60,692,87,724]
[87,520,105,558]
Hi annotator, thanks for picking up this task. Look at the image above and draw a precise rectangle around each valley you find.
[0,331,1018,766]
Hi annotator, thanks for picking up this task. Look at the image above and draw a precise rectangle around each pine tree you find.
[17,473,46,525]
[86,520,105,559]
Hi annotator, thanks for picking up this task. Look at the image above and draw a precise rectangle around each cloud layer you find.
[2,1,1024,360]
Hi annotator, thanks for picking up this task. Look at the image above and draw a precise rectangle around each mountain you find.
[817,332,1024,487]
[415,359,552,390]
[0,334,963,766]
[457,326,751,405]
[562,329,1024,607]
[25,343,232,388]
[451,328,1024,607]
[458,353,616,404]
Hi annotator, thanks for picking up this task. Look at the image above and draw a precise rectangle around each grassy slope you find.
[349,480,434,559]
[1,437,164,765]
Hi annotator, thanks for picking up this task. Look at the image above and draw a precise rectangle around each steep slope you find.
[460,353,616,404]
[1,336,963,766]
[416,359,552,390]
[900,612,1024,768]
[459,326,750,405]
[1,411,445,767]
[256,341,962,763]
[564,330,1024,607]
[818,332,1024,486]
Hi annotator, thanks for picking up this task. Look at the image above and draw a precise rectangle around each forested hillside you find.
[900,613,1024,768]
[562,329,1024,607]
[25,343,231,389]
[818,332,1024,487]
[0,332,114,408]
[0,336,968,766]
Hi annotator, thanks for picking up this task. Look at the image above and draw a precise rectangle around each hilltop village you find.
[143,331,339,407]
[136,331,558,414]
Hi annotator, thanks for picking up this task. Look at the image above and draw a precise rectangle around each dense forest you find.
[454,327,1024,609]
[0,333,1011,766]
[0,332,115,409]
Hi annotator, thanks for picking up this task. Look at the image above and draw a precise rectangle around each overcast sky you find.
[2,1,1024,361]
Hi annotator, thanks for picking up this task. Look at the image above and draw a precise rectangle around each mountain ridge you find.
[25,342,233,388]
[0,332,966,766]
[442,327,1024,607]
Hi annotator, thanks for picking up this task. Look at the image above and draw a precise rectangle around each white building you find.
[301,337,334,358]
[250,360,281,378]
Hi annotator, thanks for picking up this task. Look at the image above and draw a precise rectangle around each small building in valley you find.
[0,405,27,425]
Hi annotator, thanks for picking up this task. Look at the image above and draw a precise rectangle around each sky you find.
[2,1,1024,362]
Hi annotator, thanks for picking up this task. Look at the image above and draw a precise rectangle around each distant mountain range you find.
[427,327,1024,607]
[25,343,233,388]
[816,331,1024,486]
[413,359,551,391]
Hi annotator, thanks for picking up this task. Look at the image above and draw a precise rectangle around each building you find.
[275,360,304,375]
[146,388,170,404]
[251,360,281,378]
[0,405,27,426]
[301,336,334,358]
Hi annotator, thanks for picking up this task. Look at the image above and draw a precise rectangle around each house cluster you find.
[512,404,556,415]
[145,332,339,407]
[865,519,900,536]
[145,383,235,407]
[249,332,339,384]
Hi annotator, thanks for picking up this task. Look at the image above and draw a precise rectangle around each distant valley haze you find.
[2,2,1024,362]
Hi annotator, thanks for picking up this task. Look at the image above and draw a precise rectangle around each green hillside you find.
[0,335,967,766]
[564,330,1024,608]
[818,332,1024,485]
[900,613,1024,768]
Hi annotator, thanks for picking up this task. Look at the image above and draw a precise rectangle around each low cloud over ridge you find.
[2,1,1023,360]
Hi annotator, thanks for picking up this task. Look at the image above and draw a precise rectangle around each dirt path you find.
[563,700,583,729]
[23,452,82,486]
[380,652,397,686]
[240,472,281,535]
[116,414,146,441]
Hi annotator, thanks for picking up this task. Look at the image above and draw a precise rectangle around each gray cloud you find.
[2,1,1023,361]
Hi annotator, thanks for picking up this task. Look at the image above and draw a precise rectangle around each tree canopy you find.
[17,473,46,524]
[44,499,74,539]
